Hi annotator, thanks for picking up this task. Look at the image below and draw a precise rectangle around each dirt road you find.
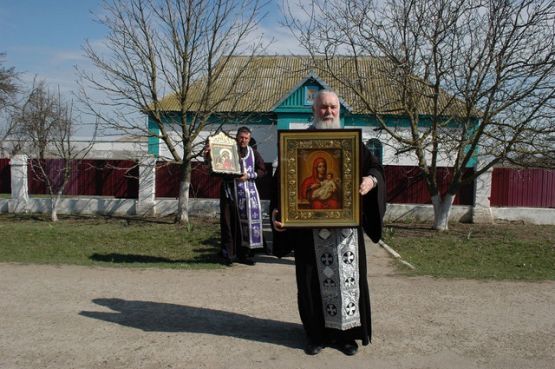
[1,242,553,369]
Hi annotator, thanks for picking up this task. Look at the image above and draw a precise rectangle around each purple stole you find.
[234,146,263,249]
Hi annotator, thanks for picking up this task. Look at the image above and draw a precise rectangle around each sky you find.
[1,0,304,134]
[1,0,108,93]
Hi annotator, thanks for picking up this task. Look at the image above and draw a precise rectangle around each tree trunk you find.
[431,193,455,231]
[175,161,192,224]
[51,194,60,222]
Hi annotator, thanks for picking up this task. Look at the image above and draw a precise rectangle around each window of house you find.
[366,138,383,164]
[289,122,311,130]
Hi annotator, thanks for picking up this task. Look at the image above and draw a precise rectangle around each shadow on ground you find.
[80,298,304,350]
[89,252,224,265]
[252,254,295,266]
[89,236,225,265]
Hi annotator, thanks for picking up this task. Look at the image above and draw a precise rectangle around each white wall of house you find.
[359,126,458,167]
[155,122,457,167]
[157,124,278,163]
[3,125,469,169]
[81,138,148,159]
[1,136,149,160]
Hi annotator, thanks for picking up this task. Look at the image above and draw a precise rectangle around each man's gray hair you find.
[313,89,339,107]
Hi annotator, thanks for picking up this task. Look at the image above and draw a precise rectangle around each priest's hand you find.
[360,175,377,195]
[202,144,211,162]
[271,209,286,232]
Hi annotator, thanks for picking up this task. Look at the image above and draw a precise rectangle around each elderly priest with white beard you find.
[271,89,386,356]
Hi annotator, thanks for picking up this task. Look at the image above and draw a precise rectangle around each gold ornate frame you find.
[278,129,361,228]
[208,131,242,176]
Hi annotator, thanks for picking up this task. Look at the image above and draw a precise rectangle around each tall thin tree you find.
[78,0,270,224]
[0,53,21,155]
[286,0,555,230]
[15,80,95,221]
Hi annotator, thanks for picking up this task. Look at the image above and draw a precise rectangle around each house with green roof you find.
[147,55,472,166]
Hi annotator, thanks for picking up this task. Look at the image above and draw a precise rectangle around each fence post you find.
[137,155,158,217]
[9,154,29,214]
[472,161,494,223]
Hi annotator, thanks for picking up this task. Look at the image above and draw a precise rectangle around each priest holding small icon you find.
[214,126,266,266]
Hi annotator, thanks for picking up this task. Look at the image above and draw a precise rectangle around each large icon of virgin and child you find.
[298,149,342,209]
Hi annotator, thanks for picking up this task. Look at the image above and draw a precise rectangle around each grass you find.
[0,214,222,269]
[1,214,554,280]
[382,222,555,280]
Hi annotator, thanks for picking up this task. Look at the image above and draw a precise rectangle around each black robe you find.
[270,145,386,345]
[220,147,266,260]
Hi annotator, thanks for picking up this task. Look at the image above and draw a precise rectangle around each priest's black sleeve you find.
[269,164,296,258]
[361,146,387,243]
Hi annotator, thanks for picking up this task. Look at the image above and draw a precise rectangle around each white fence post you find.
[472,160,494,224]
[9,154,29,213]
[137,156,157,217]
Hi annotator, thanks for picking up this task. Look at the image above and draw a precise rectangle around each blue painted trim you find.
[274,79,352,113]
[147,117,160,157]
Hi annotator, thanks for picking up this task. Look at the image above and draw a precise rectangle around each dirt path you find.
[1,242,553,369]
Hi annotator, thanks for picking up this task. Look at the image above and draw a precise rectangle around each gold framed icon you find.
[278,129,361,227]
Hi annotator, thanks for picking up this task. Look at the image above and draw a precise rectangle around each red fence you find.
[384,166,474,205]
[28,159,138,198]
[155,163,474,204]
[155,162,274,200]
[1,158,554,208]
[155,162,220,198]
[491,168,555,208]
[0,159,10,194]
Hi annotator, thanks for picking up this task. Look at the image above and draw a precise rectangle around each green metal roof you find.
[156,55,465,116]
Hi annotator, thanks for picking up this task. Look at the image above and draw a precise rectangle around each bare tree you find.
[78,0,270,224]
[286,0,555,230]
[17,80,60,160]
[0,53,18,109]
[0,52,21,156]
[14,80,94,221]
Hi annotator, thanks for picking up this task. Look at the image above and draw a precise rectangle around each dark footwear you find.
[304,342,324,355]
[220,256,234,266]
[238,257,255,266]
[339,341,358,356]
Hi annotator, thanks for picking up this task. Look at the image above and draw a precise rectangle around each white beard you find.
[313,116,340,129]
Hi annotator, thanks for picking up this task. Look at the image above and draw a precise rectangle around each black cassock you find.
[219,147,266,260]
[271,146,386,346]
